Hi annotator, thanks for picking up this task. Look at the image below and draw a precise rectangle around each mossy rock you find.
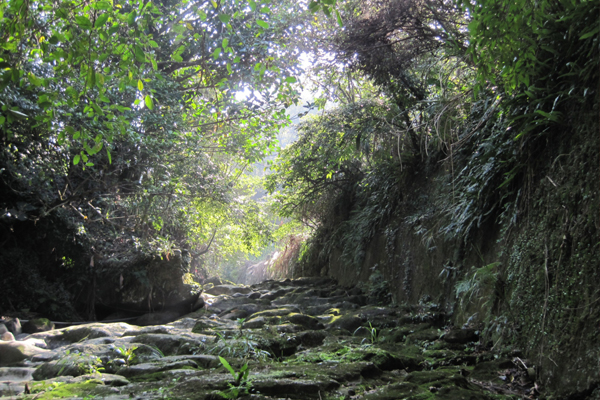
[22,318,54,334]
[29,379,103,399]
[130,333,212,356]
[191,321,214,334]
[32,353,103,380]
[405,328,441,343]
[286,313,323,330]
[362,348,422,371]
[362,382,423,399]
[326,314,364,333]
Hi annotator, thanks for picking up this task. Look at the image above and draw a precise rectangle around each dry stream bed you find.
[1,278,539,399]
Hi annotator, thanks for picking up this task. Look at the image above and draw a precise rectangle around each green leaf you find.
[75,16,92,29]
[106,148,112,164]
[580,25,599,40]
[96,72,105,86]
[335,10,343,27]
[219,14,231,23]
[149,40,159,48]
[137,79,144,91]
[285,76,297,83]
[134,45,146,62]
[127,10,137,26]
[144,95,154,110]
[94,13,109,28]
[222,38,229,49]
[27,72,43,87]
[73,154,81,165]
[94,1,112,10]
[218,357,236,379]
[256,19,269,29]
[213,47,222,59]
[249,0,257,11]
[260,7,270,13]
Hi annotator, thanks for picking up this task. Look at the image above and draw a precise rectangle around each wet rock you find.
[1,332,15,341]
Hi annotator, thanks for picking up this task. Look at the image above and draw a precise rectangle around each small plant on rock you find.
[115,345,138,367]
[217,356,251,399]
[355,322,379,345]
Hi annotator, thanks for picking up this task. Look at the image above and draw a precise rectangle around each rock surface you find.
[0,278,540,399]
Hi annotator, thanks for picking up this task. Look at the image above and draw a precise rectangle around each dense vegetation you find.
[0,0,315,317]
[0,0,598,395]
[266,0,598,395]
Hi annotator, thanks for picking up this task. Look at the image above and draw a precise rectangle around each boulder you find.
[204,284,252,296]
[243,316,267,329]
[286,313,323,330]
[0,340,49,365]
[326,314,364,333]
[443,328,479,344]
[0,318,21,335]
[95,250,201,313]
[130,333,214,356]
[1,332,15,341]
[251,377,340,399]
[134,311,181,326]
[22,318,54,334]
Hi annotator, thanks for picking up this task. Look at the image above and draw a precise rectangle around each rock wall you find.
[94,249,201,317]
[307,127,599,397]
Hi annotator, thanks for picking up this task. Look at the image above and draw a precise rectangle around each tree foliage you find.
[268,0,598,271]
[0,0,317,316]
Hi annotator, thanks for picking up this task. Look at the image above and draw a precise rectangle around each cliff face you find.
[301,116,599,397]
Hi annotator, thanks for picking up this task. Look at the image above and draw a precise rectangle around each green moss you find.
[29,380,102,399]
